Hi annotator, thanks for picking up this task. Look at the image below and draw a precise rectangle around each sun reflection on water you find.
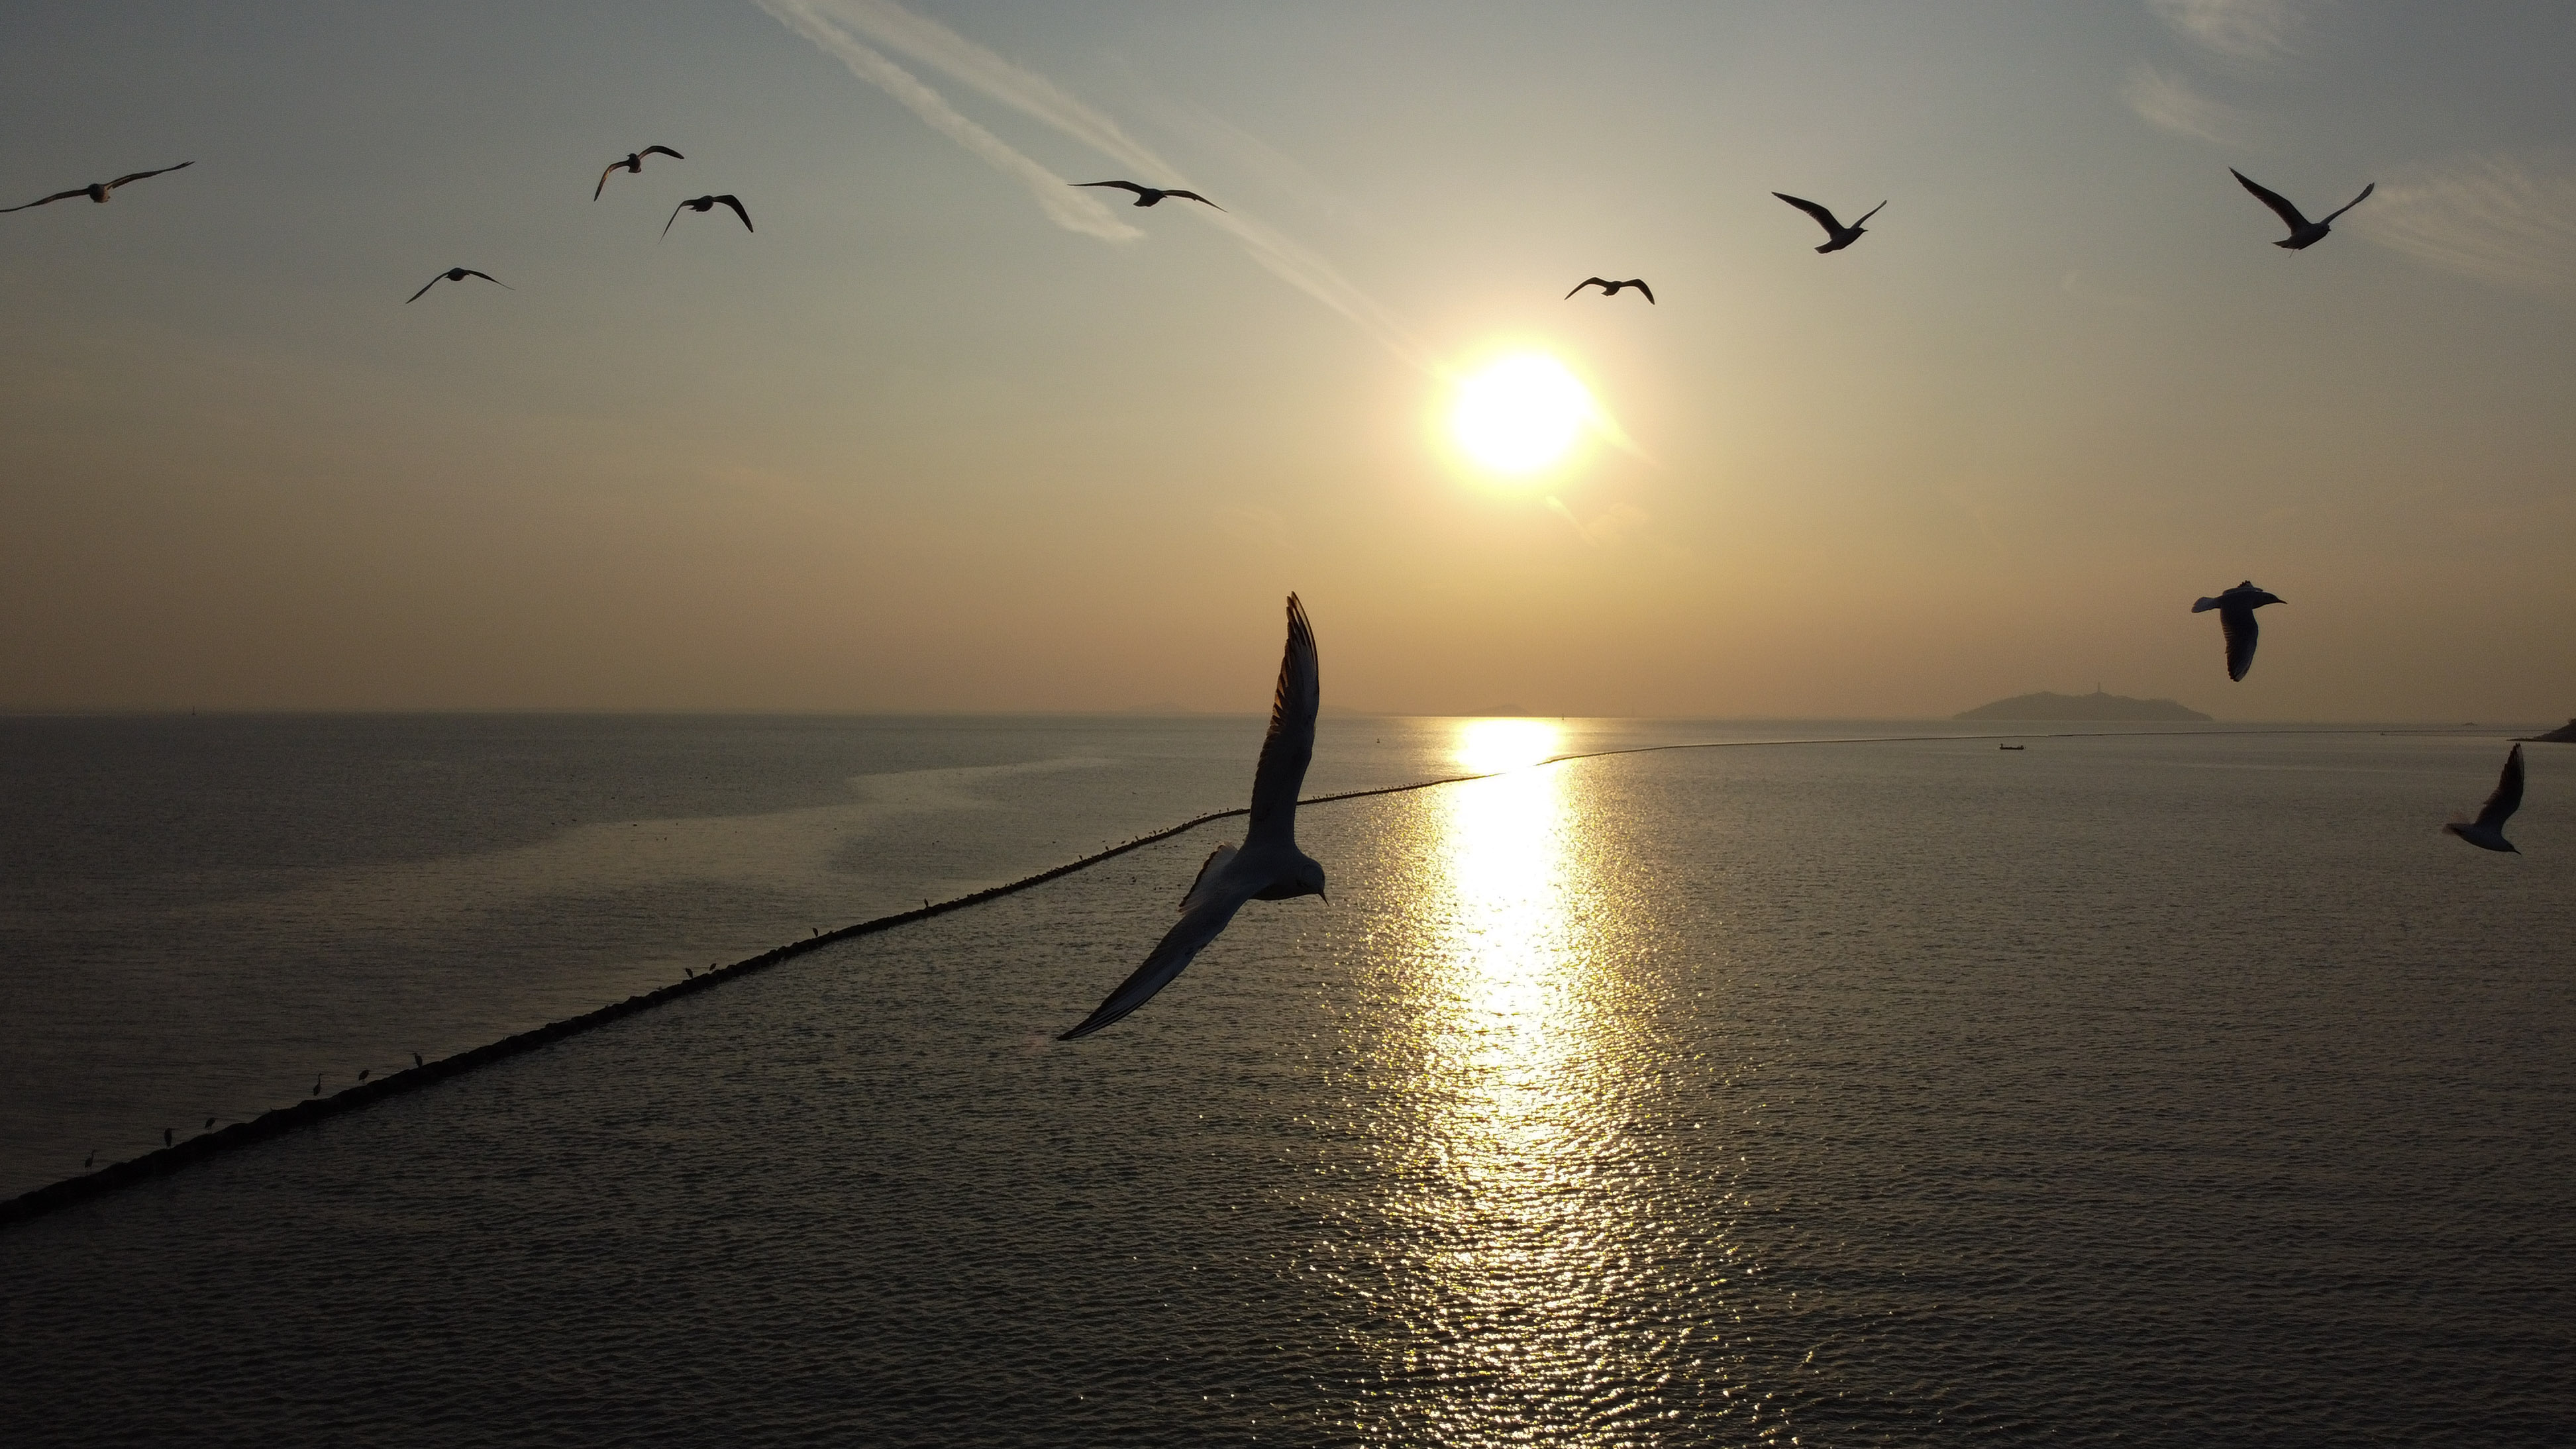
[1353,720,1691,1442]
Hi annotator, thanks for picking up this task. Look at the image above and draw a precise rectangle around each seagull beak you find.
[1317,889,1329,905]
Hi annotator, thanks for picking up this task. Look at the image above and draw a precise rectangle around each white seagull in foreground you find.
[1060,595,1326,1040]
[2446,744,2525,854]
[2,161,193,212]
[595,146,683,200]
[2231,169,2373,250]
[2191,580,2283,682]
[407,268,512,303]
[1773,192,1884,253]
[1071,180,1223,211]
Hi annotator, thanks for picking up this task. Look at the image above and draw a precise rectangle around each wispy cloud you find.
[2122,63,2248,145]
[2145,0,2305,60]
[754,1,1138,241]
[2350,155,2576,299]
[757,0,1437,370]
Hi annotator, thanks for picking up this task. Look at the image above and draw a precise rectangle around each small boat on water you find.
[1999,744,2026,750]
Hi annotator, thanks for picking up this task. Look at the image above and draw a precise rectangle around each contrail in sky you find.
[754,0,1439,372]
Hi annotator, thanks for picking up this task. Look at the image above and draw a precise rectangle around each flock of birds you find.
[12,145,2534,1086]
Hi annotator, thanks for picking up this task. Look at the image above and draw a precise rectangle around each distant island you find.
[1955,689,2211,722]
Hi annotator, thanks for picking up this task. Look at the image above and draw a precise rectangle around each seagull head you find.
[1292,856,1328,904]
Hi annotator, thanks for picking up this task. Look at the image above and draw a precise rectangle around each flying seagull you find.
[1060,595,1326,1040]
[1774,192,1884,253]
[406,268,511,303]
[595,146,683,200]
[2231,169,2373,250]
[664,194,752,237]
[1,162,193,213]
[2190,580,2283,682]
[2446,745,2526,854]
[1567,277,1655,303]
[1072,180,1223,211]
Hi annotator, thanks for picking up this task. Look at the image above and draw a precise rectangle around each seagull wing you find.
[1164,189,1224,211]
[1567,277,1612,298]
[1,189,94,212]
[2319,181,2375,225]
[2220,604,2259,681]
[1773,193,1844,235]
[460,270,511,289]
[662,201,688,238]
[2232,170,2311,230]
[714,195,752,231]
[1629,279,1655,303]
[405,275,443,303]
[1245,593,1319,850]
[641,145,684,161]
[2473,744,2525,832]
[107,162,191,189]
[595,162,621,200]
[1852,201,1888,226]
[1058,881,1253,1040]
[1074,180,1148,197]
[2191,595,2223,613]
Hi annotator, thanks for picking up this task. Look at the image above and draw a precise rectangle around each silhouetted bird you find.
[2231,170,2373,250]
[2191,581,2283,681]
[1567,277,1655,303]
[84,1150,96,1170]
[1774,193,1884,253]
[357,1069,370,1083]
[595,146,684,200]
[407,268,511,303]
[163,1128,173,1147]
[311,1075,323,1097]
[664,194,751,237]
[2446,745,2526,854]
[203,1117,215,1130]
[412,1052,423,1068]
[684,968,694,979]
[1072,180,1221,210]
[2,162,192,212]
[1062,595,1326,1040]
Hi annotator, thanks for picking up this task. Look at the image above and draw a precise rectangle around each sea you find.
[1,713,2570,1445]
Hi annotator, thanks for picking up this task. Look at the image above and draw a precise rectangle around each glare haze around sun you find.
[1449,353,1594,477]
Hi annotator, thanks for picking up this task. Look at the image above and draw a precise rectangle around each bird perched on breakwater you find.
[2446,745,2526,854]
[2191,581,2283,681]
[595,146,683,199]
[664,194,751,236]
[1774,193,1884,253]
[203,1117,215,1130]
[2,161,192,212]
[1567,277,1655,303]
[356,1069,370,1083]
[2231,170,2373,250]
[310,1075,323,1097]
[412,1052,423,1068]
[1061,595,1326,1039]
[1072,180,1221,210]
[84,1150,96,1170]
[407,268,511,303]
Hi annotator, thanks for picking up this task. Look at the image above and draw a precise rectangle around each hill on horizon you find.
[1956,689,2212,722]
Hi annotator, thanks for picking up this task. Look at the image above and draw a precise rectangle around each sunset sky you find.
[4,1,2570,719]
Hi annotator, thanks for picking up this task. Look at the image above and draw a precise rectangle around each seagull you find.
[663,194,751,237]
[595,146,683,200]
[412,1052,423,1068]
[356,1069,370,1083]
[1774,193,1885,253]
[406,268,511,303]
[203,1117,215,1130]
[2446,745,2526,854]
[84,1150,96,1170]
[2231,170,2374,250]
[1,161,193,213]
[2190,580,2284,682]
[1072,180,1222,211]
[163,1128,173,1147]
[310,1075,323,1097]
[1567,277,1655,303]
[1060,595,1326,1040]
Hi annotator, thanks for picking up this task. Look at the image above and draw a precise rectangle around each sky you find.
[3,0,2571,720]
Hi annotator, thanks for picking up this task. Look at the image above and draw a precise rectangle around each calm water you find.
[3,719,2571,1444]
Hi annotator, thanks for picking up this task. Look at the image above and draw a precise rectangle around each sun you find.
[1449,353,1594,476]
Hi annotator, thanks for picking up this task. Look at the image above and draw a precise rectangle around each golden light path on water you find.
[1354,719,1710,1442]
